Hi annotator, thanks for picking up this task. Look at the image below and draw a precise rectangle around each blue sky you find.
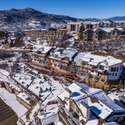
[0,0,125,18]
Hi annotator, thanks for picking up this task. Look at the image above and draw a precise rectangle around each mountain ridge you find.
[0,8,125,26]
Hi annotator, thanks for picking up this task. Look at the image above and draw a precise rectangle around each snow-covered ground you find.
[0,88,28,117]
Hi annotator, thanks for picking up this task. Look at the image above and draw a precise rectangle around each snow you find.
[9,84,21,92]
[33,44,52,53]
[52,47,77,61]
[13,66,65,104]
[13,67,65,125]
[58,90,70,101]
[0,69,9,76]
[59,83,125,122]
[94,91,125,112]
[17,92,31,105]
[38,105,59,125]
[0,69,15,84]
[86,119,98,125]
[74,52,122,67]
[108,91,120,101]
[0,88,28,117]
[116,27,123,31]
[27,74,65,103]
[101,28,114,33]
[87,98,113,119]
[57,122,63,125]
[13,73,32,88]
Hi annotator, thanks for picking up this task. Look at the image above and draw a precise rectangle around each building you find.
[28,20,42,29]
[67,22,81,32]
[94,28,111,41]
[24,29,67,43]
[58,83,125,125]
[67,21,100,32]
[67,21,125,42]
[32,46,123,84]
[114,21,125,28]
[84,21,100,29]
[83,29,94,42]
[0,97,18,125]
[74,52,123,81]
[16,92,35,110]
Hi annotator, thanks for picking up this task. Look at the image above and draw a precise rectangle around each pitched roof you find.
[0,97,18,124]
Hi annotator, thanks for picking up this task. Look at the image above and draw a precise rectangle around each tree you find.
[0,31,8,39]
[78,31,84,41]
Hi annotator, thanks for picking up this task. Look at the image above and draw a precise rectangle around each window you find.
[116,67,119,71]
[99,65,104,70]
[120,66,123,70]
[71,25,76,31]
[111,67,118,72]
[115,73,117,76]
[47,123,55,125]
[112,73,114,76]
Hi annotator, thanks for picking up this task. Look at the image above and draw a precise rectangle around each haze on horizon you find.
[0,0,125,19]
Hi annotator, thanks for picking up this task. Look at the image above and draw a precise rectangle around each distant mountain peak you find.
[0,7,125,31]
[0,8,79,25]
[9,8,19,12]
[109,16,125,21]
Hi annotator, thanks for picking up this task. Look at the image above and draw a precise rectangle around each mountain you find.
[0,8,125,30]
[0,8,80,25]
[109,16,125,21]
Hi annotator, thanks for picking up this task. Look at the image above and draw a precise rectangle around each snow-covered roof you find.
[102,20,111,24]
[13,73,32,88]
[100,27,123,32]
[116,27,123,31]
[17,92,31,105]
[52,47,78,61]
[101,28,114,33]
[0,69,15,84]
[58,90,70,101]
[33,45,52,53]
[9,84,21,92]
[58,83,125,120]
[68,84,113,119]
[94,91,125,113]
[68,22,82,25]
[86,119,98,125]
[74,52,122,67]
[82,97,113,119]
[84,21,100,25]
[0,88,27,117]
[0,69,9,76]
[114,20,125,23]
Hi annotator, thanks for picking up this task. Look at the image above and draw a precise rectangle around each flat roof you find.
[75,52,122,67]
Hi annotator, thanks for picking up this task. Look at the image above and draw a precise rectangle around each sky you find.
[0,0,125,18]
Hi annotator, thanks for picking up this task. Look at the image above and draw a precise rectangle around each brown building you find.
[24,29,67,43]
[83,29,94,42]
